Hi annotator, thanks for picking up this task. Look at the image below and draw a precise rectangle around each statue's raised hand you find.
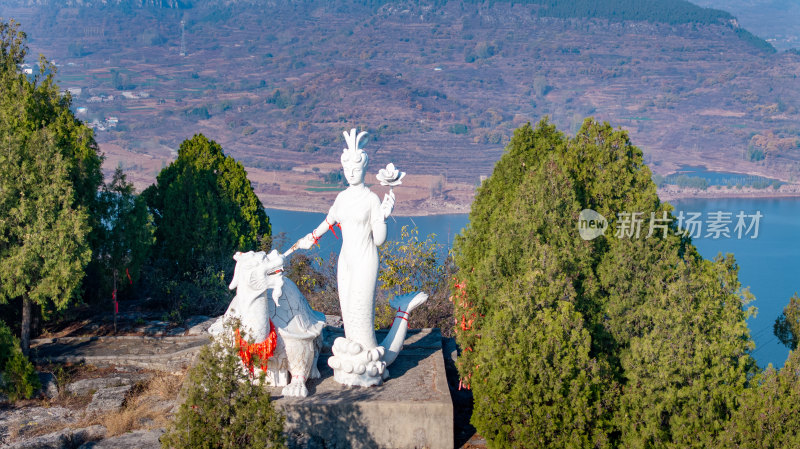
[381,189,395,220]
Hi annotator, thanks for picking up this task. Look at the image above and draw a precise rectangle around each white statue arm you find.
[380,189,395,220]
[294,216,336,250]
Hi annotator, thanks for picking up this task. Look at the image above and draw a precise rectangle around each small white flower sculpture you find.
[376,163,405,189]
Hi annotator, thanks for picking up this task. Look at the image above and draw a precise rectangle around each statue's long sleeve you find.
[371,197,387,246]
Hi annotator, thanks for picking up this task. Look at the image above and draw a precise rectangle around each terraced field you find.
[2,1,799,213]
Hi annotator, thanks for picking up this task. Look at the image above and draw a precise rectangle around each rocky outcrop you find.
[77,428,163,449]
[5,425,106,449]
[65,373,148,397]
[86,385,133,413]
[0,406,79,444]
[37,372,59,399]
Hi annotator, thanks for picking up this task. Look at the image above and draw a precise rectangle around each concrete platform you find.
[274,328,454,449]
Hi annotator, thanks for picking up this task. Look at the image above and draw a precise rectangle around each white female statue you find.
[293,129,427,387]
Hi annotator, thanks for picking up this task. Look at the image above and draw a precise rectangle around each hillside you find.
[691,0,800,51]
[1,1,798,213]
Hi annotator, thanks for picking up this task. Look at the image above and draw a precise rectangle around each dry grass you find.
[96,371,185,437]
[7,369,187,444]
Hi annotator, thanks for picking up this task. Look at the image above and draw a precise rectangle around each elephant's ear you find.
[229,252,243,290]
[249,268,269,292]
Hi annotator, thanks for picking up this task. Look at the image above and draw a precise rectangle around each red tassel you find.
[126,268,132,285]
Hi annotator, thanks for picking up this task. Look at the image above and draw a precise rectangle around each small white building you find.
[121,91,150,100]
[88,119,105,131]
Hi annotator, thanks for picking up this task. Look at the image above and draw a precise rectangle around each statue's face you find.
[343,164,365,186]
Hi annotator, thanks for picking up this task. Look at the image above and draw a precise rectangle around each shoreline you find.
[263,185,800,217]
[657,184,800,203]
[263,203,473,217]
[261,196,473,217]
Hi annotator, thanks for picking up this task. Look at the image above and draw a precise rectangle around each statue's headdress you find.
[340,128,368,169]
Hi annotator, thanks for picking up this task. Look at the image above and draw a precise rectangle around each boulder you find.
[0,406,76,442]
[6,425,105,449]
[185,316,215,335]
[66,373,148,397]
[134,321,169,336]
[37,372,59,399]
[87,385,132,412]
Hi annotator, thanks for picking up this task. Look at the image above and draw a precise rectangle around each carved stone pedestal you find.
[328,337,387,387]
[272,328,454,449]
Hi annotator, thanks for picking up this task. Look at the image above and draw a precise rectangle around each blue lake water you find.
[266,208,470,257]
[267,198,800,369]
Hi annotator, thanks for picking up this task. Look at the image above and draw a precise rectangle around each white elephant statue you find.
[208,250,325,398]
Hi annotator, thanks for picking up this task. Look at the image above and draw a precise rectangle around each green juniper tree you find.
[0,127,91,354]
[0,19,104,352]
[0,20,103,242]
[718,349,800,449]
[144,134,271,275]
[453,118,756,448]
[162,331,286,449]
[0,319,40,401]
[774,293,800,350]
[84,167,155,308]
[143,134,271,318]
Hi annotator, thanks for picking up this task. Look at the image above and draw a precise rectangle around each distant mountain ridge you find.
[0,0,774,52]
[1,0,795,213]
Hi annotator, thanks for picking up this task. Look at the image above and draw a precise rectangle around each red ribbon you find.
[396,307,409,322]
[235,320,278,376]
[125,268,132,285]
[326,218,341,239]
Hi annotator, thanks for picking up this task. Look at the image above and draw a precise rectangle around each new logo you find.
[578,209,608,241]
